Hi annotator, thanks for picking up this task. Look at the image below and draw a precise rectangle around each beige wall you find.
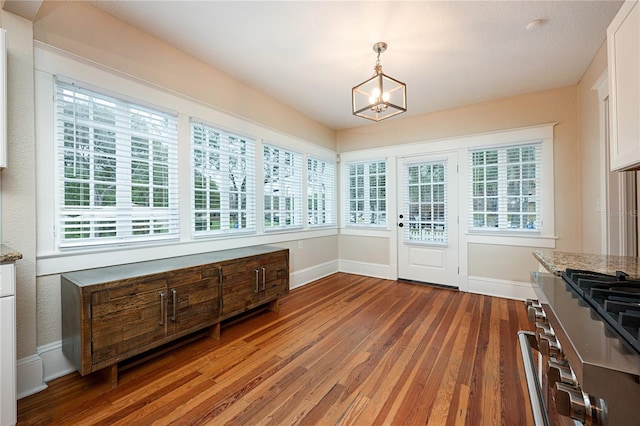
[577,42,608,255]
[338,85,580,282]
[1,11,38,360]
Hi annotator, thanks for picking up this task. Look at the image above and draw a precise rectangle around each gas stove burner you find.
[562,268,640,355]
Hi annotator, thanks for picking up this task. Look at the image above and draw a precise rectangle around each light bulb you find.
[382,92,390,102]
[369,87,381,105]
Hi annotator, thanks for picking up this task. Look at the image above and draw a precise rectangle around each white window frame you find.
[35,44,338,276]
[344,159,388,228]
[54,78,179,249]
[262,142,304,231]
[469,141,542,234]
[191,120,256,237]
[307,156,337,227]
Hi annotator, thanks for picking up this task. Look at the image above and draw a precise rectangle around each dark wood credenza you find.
[61,246,289,386]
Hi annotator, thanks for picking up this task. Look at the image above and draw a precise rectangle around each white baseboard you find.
[467,276,536,301]
[290,260,339,289]
[38,341,75,383]
[338,259,394,280]
[16,354,46,399]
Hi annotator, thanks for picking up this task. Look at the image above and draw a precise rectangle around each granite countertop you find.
[533,249,640,278]
[0,244,22,262]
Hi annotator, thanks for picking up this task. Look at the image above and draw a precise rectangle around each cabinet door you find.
[262,250,290,300]
[608,0,640,171]
[90,276,166,366]
[167,265,220,336]
[221,256,261,317]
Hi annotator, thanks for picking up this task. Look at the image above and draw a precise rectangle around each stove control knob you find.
[554,383,607,425]
[547,358,576,387]
[527,305,546,323]
[539,334,562,359]
[535,321,552,341]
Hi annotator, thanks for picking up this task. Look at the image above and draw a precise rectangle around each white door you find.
[397,153,458,287]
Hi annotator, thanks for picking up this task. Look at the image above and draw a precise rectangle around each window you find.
[307,157,336,226]
[191,122,256,235]
[469,142,541,232]
[55,79,179,248]
[346,160,387,226]
[404,160,447,244]
[263,143,303,230]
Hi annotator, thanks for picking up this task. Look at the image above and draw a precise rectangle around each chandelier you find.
[352,42,407,122]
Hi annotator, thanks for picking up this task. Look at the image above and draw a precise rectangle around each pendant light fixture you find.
[352,42,407,122]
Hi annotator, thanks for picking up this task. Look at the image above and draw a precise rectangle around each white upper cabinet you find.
[608,1,640,171]
[0,29,5,170]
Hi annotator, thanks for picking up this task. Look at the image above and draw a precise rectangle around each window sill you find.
[465,232,557,248]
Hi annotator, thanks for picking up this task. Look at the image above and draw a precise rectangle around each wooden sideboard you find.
[62,246,289,385]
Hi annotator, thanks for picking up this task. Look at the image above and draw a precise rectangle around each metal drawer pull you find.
[255,269,259,293]
[262,267,266,291]
[171,289,177,322]
[518,331,550,426]
[159,292,165,325]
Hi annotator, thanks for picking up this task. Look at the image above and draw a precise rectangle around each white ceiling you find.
[84,0,623,130]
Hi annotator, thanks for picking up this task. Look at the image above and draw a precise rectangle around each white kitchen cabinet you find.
[0,263,16,426]
[608,1,640,171]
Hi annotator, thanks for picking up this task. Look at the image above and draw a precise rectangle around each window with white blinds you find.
[263,143,303,230]
[307,157,336,226]
[469,142,542,232]
[345,160,387,226]
[55,79,179,248]
[404,160,447,244]
[191,122,256,235]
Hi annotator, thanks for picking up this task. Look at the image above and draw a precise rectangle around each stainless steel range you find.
[519,270,640,426]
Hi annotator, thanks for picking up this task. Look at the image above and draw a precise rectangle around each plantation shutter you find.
[191,121,256,235]
[55,78,179,248]
[468,142,542,232]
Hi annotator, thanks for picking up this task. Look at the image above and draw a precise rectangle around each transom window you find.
[191,122,256,235]
[263,144,303,230]
[346,160,387,226]
[55,79,179,248]
[469,142,541,232]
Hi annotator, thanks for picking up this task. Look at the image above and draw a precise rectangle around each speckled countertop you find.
[0,244,22,262]
[533,249,640,278]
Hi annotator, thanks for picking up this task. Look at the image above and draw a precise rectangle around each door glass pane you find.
[405,160,447,244]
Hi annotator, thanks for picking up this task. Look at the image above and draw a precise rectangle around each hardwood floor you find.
[18,273,535,425]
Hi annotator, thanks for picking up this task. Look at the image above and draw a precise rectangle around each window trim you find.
[343,158,388,228]
[54,78,180,249]
[190,120,257,237]
[468,141,542,234]
[35,43,339,275]
[307,155,337,228]
[262,142,304,232]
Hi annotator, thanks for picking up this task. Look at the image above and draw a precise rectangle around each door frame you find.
[395,151,460,288]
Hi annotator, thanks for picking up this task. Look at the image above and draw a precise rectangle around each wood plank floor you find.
[18,273,535,425]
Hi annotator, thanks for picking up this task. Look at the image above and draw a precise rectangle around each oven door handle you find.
[518,331,551,426]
